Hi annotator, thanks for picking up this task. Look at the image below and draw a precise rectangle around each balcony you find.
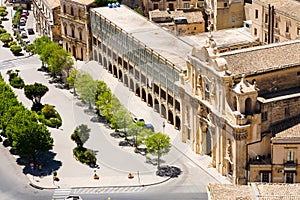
[284,159,298,167]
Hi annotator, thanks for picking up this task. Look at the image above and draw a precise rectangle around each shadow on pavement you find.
[18,151,62,177]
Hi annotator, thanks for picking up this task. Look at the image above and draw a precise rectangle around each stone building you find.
[204,0,245,31]
[251,0,300,44]
[149,9,205,36]
[179,38,300,184]
[90,5,192,130]
[142,0,198,14]
[249,123,300,183]
[32,0,61,42]
[59,0,97,61]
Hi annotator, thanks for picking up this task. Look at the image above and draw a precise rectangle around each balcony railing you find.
[284,159,298,166]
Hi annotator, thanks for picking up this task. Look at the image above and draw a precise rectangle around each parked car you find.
[19,21,26,26]
[64,195,83,200]
[20,13,28,19]
[20,31,27,38]
[27,28,34,35]
[22,10,29,16]
[133,117,145,123]
[145,123,155,132]
[23,38,30,44]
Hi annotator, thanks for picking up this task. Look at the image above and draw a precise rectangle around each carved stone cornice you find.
[232,129,248,141]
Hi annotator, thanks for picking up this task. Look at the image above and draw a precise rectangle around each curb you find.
[1,54,34,63]
[28,176,172,190]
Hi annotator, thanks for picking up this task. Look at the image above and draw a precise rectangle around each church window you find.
[205,83,210,101]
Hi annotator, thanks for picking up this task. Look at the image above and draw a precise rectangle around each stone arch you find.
[168,110,174,124]
[103,57,107,69]
[99,53,102,65]
[141,88,146,102]
[135,83,140,97]
[118,56,122,66]
[148,93,153,107]
[130,79,134,91]
[93,50,98,62]
[108,62,112,73]
[124,74,128,87]
[245,97,252,114]
[175,116,181,130]
[233,96,237,111]
[72,46,76,58]
[206,128,212,156]
[154,99,159,112]
[118,69,123,81]
[113,65,118,77]
[161,104,167,118]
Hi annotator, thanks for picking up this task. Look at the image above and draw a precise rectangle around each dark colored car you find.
[27,28,34,35]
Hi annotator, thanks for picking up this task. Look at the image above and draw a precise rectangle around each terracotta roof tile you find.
[221,40,300,75]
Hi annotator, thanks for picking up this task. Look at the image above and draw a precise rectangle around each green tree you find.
[145,132,171,169]
[71,124,91,148]
[48,48,73,77]
[6,109,53,160]
[113,107,132,132]
[126,121,146,147]
[24,83,49,105]
[95,80,112,113]
[67,69,79,95]
[75,71,97,108]
[0,33,13,46]
[40,42,61,68]
[10,45,22,55]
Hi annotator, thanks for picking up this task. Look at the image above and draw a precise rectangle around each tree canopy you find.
[71,124,91,148]
[75,71,97,108]
[24,82,49,105]
[145,132,171,169]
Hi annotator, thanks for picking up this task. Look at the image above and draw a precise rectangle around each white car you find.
[64,195,83,200]
[133,117,145,123]
[20,31,27,38]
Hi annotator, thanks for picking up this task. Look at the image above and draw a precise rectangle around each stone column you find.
[233,130,248,185]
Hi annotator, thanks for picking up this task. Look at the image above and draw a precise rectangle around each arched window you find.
[79,31,82,40]
[71,7,74,16]
[66,43,69,52]
[245,98,252,114]
[233,96,237,111]
[64,26,67,35]
[71,28,75,38]
[205,83,210,101]
[78,8,81,17]
[63,4,66,13]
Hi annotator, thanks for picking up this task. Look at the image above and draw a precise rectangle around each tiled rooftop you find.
[208,183,300,199]
[91,5,192,71]
[149,10,204,23]
[72,0,94,5]
[254,0,300,20]
[208,184,254,200]
[181,27,257,49]
[221,40,300,75]
[274,123,300,138]
[44,0,60,9]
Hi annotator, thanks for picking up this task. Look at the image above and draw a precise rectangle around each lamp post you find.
[163,121,165,134]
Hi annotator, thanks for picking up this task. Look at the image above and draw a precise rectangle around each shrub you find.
[8,41,17,47]
[73,147,97,166]
[9,76,25,89]
[41,104,56,119]
[10,45,22,55]
[0,27,6,34]
[13,5,23,12]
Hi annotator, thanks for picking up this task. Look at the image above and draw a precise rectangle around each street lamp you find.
[163,121,165,134]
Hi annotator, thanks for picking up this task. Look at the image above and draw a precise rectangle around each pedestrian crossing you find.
[73,186,148,194]
[52,188,72,200]
[52,186,148,199]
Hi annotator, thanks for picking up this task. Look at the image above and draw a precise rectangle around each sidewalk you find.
[78,60,231,185]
